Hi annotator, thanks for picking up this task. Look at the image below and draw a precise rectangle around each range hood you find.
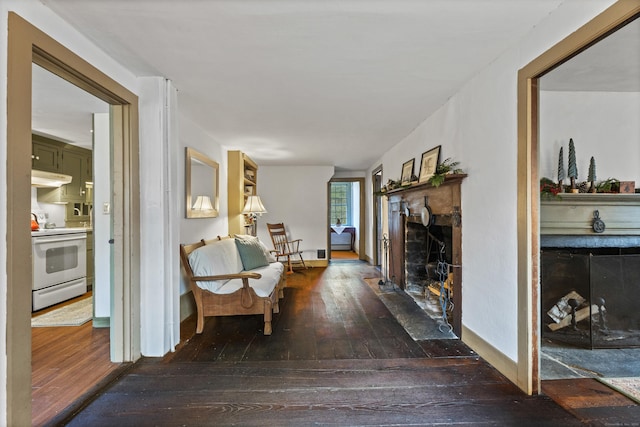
[31,169,72,188]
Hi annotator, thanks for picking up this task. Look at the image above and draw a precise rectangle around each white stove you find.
[32,228,88,311]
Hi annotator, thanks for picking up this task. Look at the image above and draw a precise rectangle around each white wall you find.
[178,114,228,293]
[258,166,335,261]
[93,113,111,319]
[365,0,619,362]
[540,91,640,185]
[139,77,181,356]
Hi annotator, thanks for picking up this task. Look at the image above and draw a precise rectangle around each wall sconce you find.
[242,195,267,236]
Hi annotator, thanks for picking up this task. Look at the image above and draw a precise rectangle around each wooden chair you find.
[267,223,307,273]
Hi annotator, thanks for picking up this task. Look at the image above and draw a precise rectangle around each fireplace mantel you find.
[386,174,466,336]
[541,193,640,236]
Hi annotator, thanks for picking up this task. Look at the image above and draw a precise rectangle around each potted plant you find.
[427,158,463,187]
[596,178,620,193]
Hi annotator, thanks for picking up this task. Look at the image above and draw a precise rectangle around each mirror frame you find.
[185,147,219,218]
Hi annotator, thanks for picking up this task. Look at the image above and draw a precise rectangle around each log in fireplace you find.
[385,174,466,336]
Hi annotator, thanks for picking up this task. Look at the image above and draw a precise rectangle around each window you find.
[330,182,352,226]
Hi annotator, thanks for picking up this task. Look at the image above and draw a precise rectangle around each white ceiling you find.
[33,1,638,170]
[541,16,640,92]
[32,64,109,149]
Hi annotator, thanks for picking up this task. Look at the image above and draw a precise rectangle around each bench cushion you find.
[188,238,244,292]
[215,262,285,297]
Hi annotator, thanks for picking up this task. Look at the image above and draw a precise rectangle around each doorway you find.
[516,2,640,394]
[372,166,384,267]
[30,63,115,424]
[328,178,365,261]
[537,17,640,381]
[6,12,140,424]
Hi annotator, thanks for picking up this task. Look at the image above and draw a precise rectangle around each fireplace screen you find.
[541,250,640,349]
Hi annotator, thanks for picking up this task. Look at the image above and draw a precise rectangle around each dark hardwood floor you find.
[56,263,639,426]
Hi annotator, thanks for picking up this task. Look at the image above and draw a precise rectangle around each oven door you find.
[32,233,87,290]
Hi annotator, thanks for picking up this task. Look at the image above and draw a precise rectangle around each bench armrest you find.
[191,271,262,282]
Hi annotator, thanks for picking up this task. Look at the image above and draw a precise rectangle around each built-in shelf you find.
[228,150,258,236]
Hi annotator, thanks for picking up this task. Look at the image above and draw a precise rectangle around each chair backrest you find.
[267,223,289,254]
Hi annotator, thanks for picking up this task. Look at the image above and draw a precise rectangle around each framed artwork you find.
[401,159,415,185]
[419,145,441,182]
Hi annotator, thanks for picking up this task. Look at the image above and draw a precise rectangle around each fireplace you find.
[385,174,465,336]
[540,193,640,349]
[405,220,452,290]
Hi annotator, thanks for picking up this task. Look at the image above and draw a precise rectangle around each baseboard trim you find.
[462,325,519,387]
[304,260,328,268]
[92,317,110,328]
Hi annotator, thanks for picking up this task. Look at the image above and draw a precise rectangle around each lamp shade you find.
[242,195,267,214]
[192,195,214,210]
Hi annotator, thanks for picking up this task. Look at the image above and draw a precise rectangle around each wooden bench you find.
[179,236,285,335]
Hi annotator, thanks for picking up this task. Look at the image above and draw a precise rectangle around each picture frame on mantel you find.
[401,158,415,185]
[419,145,441,183]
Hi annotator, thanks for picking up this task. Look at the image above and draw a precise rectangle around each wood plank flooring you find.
[58,261,640,426]
[31,294,126,427]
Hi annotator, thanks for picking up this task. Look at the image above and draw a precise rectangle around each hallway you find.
[63,262,639,425]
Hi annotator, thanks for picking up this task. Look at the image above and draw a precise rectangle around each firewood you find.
[547,305,597,331]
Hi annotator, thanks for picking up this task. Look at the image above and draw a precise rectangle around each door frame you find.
[6,12,140,424]
[327,178,366,260]
[372,165,383,266]
[516,1,640,395]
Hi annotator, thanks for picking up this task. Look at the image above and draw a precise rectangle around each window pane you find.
[330,182,351,225]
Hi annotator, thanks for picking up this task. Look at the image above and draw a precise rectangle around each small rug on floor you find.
[598,377,640,404]
[31,297,92,327]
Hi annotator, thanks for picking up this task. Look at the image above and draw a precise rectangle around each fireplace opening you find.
[405,220,454,329]
[541,247,640,349]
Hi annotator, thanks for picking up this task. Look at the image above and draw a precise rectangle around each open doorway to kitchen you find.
[30,63,117,426]
[328,178,365,261]
[7,13,140,425]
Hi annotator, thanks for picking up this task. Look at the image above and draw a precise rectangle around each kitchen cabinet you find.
[37,141,92,211]
[61,146,92,202]
[228,150,258,235]
[32,135,63,172]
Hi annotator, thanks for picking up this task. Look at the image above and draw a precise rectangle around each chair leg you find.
[298,253,307,269]
[286,255,294,274]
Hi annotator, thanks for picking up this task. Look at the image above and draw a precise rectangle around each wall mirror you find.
[186,147,219,218]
